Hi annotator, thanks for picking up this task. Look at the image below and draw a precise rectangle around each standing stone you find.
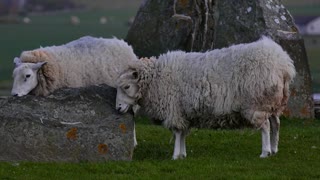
[0,85,134,162]
[126,0,314,118]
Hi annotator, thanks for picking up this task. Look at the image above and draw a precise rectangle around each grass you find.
[286,5,320,16]
[0,117,319,179]
[307,48,320,92]
[304,36,320,92]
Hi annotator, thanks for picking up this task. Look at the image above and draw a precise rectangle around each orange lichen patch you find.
[119,123,127,134]
[290,88,297,97]
[300,105,311,116]
[282,108,291,117]
[177,0,189,8]
[66,127,78,140]
[98,144,108,154]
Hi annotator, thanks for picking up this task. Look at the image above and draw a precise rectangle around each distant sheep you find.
[115,37,296,160]
[70,16,80,25]
[22,17,31,24]
[99,16,108,24]
[11,36,139,97]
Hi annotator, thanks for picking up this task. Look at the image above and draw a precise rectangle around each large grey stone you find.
[0,85,134,162]
[127,0,313,118]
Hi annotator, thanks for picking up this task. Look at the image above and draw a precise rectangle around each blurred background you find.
[0,0,320,96]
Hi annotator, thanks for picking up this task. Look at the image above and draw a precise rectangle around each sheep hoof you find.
[172,154,186,160]
[260,151,271,158]
[271,148,278,155]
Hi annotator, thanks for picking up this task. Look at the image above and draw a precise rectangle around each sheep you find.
[11,36,140,97]
[12,36,140,147]
[99,16,108,24]
[22,17,31,24]
[70,15,80,25]
[115,37,296,160]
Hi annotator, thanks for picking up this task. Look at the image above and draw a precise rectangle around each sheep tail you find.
[280,68,294,116]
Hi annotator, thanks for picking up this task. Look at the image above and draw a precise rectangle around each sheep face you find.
[11,57,46,97]
[116,70,140,113]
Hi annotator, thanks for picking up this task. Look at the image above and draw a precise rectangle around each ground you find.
[0,117,319,179]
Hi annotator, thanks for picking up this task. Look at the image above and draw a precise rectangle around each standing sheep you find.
[11,36,139,97]
[115,37,296,160]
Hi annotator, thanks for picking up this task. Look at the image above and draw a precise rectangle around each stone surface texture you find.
[0,85,134,162]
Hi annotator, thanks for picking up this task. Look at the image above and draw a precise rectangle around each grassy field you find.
[0,117,319,179]
[304,36,320,92]
[286,5,320,16]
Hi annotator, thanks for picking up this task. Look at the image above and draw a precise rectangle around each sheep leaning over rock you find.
[12,36,140,147]
[115,37,296,160]
[11,36,139,97]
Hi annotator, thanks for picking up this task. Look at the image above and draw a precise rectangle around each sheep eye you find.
[26,74,31,78]
[124,85,130,90]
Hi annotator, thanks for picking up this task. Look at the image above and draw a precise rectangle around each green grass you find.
[307,48,320,92]
[304,36,320,92]
[0,118,320,179]
[286,5,320,16]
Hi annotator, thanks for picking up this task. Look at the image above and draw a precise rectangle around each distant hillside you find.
[70,0,320,16]
[71,0,320,10]
[71,0,143,9]
[282,0,320,6]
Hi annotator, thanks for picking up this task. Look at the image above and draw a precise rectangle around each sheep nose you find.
[13,94,18,97]
[116,107,122,112]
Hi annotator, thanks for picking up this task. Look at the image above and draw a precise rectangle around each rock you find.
[0,85,134,162]
[126,0,314,118]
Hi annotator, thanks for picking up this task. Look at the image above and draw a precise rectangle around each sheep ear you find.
[32,62,47,71]
[13,57,22,67]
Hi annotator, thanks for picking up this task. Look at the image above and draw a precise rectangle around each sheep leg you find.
[260,119,271,158]
[269,115,280,155]
[133,121,138,147]
[173,130,183,160]
[180,130,187,158]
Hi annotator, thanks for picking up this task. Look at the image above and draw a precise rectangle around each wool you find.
[116,36,296,159]
[132,37,295,130]
[16,36,139,96]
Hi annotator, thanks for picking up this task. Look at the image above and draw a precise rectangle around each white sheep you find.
[115,37,296,160]
[70,15,80,25]
[11,36,139,97]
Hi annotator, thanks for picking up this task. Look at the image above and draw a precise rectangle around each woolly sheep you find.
[115,37,296,160]
[11,36,139,97]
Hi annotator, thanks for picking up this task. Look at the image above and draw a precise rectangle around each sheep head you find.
[11,57,46,97]
[116,68,142,114]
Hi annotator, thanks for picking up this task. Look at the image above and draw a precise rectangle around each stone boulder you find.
[0,85,134,162]
[127,0,314,118]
